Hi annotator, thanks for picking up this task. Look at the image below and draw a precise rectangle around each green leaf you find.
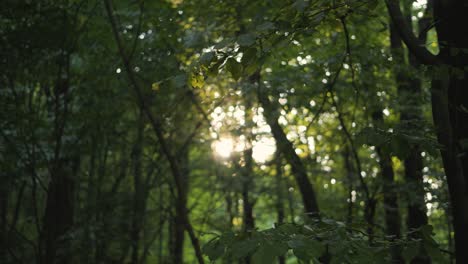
[189,73,204,88]
[256,22,275,32]
[241,47,258,66]
[402,241,420,263]
[171,74,187,88]
[202,239,225,261]
[420,225,444,263]
[230,238,258,258]
[252,241,288,264]
[288,235,324,261]
[241,48,259,75]
[237,33,256,46]
[366,0,379,11]
[389,135,410,159]
[294,0,309,13]
[151,82,161,91]
[356,127,388,146]
[225,58,243,80]
[424,242,444,263]
[199,51,215,65]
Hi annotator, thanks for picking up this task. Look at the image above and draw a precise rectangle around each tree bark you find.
[343,147,355,224]
[275,152,286,264]
[131,112,145,264]
[103,1,204,262]
[41,158,79,264]
[241,93,255,264]
[372,110,402,262]
[386,1,468,262]
[432,1,468,263]
[173,146,189,264]
[389,18,430,263]
[256,74,320,216]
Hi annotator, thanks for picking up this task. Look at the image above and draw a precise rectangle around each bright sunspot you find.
[252,137,276,163]
[210,106,276,163]
[212,138,234,158]
[212,136,275,163]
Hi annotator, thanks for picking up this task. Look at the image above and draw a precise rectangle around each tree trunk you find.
[41,158,78,264]
[389,19,430,263]
[275,152,286,264]
[0,177,8,263]
[343,147,355,224]
[41,60,78,264]
[372,110,402,262]
[432,1,468,263]
[241,93,255,264]
[386,1,468,262]
[256,75,319,216]
[173,145,189,264]
[131,112,144,264]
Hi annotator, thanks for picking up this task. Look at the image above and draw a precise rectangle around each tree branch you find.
[385,0,439,65]
[102,1,205,263]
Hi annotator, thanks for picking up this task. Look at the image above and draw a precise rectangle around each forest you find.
[1,0,467,263]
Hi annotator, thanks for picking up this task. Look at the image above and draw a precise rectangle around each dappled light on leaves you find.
[3,0,463,263]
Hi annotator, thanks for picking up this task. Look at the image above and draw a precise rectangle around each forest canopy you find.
[1,0,468,263]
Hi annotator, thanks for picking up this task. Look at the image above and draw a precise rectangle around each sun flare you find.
[212,136,275,163]
[212,138,234,159]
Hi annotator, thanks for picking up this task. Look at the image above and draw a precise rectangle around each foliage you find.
[204,220,444,264]
[0,0,458,263]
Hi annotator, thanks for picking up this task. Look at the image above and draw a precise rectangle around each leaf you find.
[207,60,222,77]
[241,47,257,66]
[151,82,160,91]
[225,58,243,80]
[183,30,203,48]
[214,38,232,49]
[420,225,444,262]
[237,33,256,46]
[424,242,444,263]
[241,47,259,75]
[189,73,204,88]
[389,135,410,159]
[202,239,225,261]
[365,0,379,11]
[199,51,215,66]
[294,0,309,13]
[402,241,420,263]
[252,241,288,264]
[230,238,258,258]
[356,127,388,146]
[256,22,275,32]
[244,61,260,76]
[171,74,187,88]
[288,235,324,261]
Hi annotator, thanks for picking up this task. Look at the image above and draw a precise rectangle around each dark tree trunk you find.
[275,152,286,264]
[241,94,255,264]
[131,113,144,264]
[103,1,205,262]
[387,0,468,262]
[343,147,355,224]
[173,145,189,264]
[0,177,8,263]
[40,57,78,264]
[376,145,402,262]
[41,158,78,264]
[256,77,319,216]
[389,18,430,263]
[372,110,402,262]
[432,1,468,263]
